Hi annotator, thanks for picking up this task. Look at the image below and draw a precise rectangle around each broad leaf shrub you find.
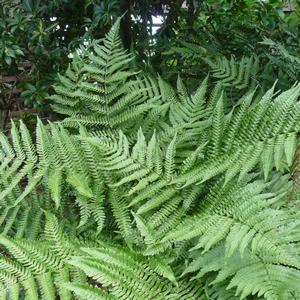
[0,19,300,300]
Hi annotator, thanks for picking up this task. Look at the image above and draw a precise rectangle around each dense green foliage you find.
[149,1,300,93]
[0,19,300,299]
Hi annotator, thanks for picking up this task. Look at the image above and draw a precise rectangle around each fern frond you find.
[50,18,161,135]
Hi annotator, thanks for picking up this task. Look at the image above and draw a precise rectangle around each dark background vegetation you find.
[0,0,299,128]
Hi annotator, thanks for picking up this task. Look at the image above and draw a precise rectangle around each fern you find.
[0,19,300,299]
[205,56,259,89]
[49,18,161,134]
[261,38,300,85]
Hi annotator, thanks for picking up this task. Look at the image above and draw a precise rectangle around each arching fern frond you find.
[49,18,161,134]
[68,243,204,300]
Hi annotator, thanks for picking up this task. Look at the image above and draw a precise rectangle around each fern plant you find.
[49,18,160,134]
[1,18,300,300]
[203,55,260,102]
[164,38,300,98]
